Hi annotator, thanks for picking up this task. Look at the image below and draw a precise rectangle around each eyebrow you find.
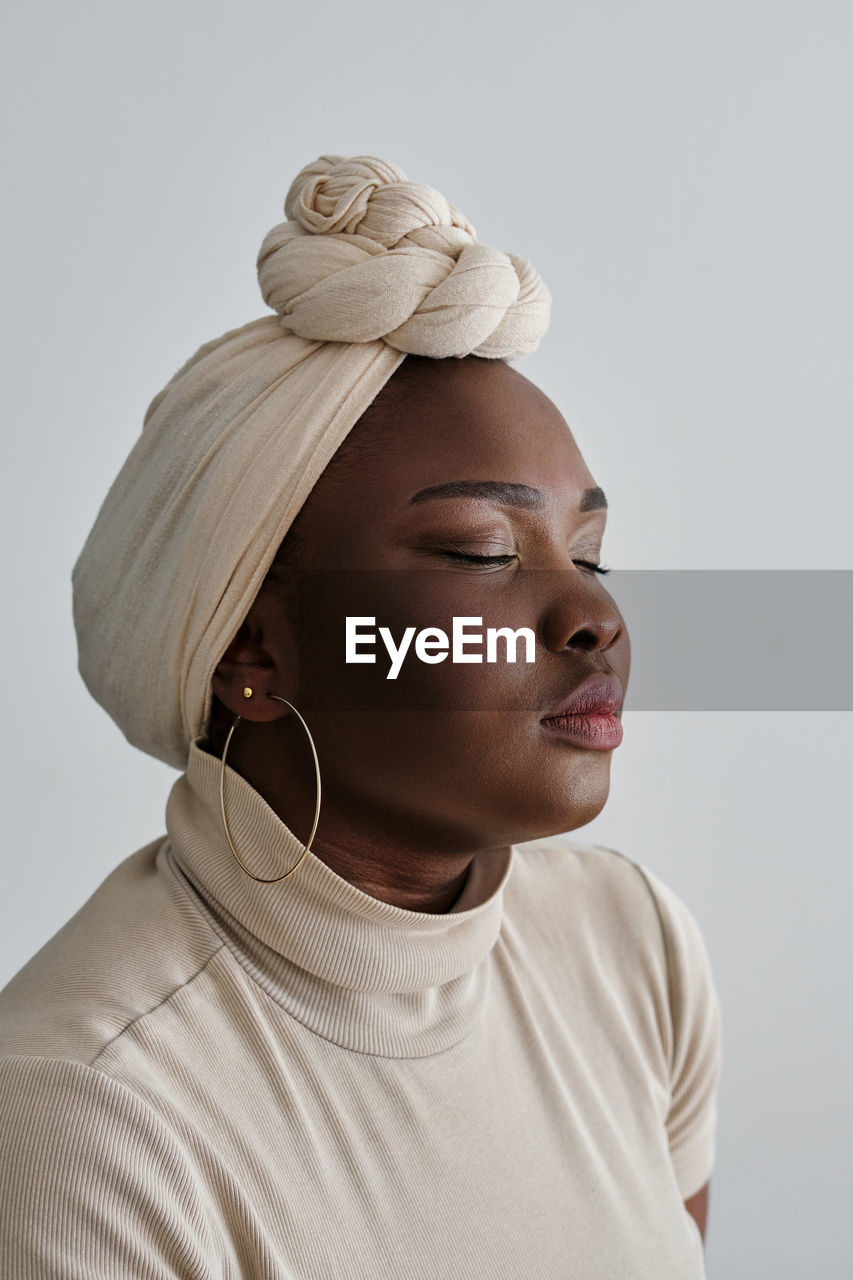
[408,480,608,512]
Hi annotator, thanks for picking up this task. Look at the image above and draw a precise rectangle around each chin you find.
[539,760,612,836]
[484,767,610,848]
[553,795,609,834]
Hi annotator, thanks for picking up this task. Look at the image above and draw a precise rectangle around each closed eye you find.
[439,551,612,575]
[574,560,612,575]
[440,551,515,565]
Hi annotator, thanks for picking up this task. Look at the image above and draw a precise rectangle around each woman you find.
[0,154,722,1278]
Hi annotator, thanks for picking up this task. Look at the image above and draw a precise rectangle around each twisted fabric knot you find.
[257,154,551,360]
[71,151,554,769]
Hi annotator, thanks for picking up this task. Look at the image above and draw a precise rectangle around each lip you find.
[540,672,624,751]
[541,672,624,720]
[540,713,624,750]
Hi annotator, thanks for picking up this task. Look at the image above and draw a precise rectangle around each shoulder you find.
[504,834,674,961]
[505,837,724,1200]
[0,837,223,1066]
[506,834,716,974]
[504,835,723,1095]
[0,1053,224,1274]
[508,831,658,900]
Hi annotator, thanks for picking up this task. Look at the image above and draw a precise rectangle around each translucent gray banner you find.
[596,570,853,710]
[280,569,853,711]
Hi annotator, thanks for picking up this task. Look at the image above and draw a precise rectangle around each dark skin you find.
[684,1184,710,1244]
[209,353,709,1244]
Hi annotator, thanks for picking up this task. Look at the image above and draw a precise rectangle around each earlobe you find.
[210,599,289,721]
[210,670,285,723]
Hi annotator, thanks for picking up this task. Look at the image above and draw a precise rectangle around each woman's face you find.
[232,355,630,852]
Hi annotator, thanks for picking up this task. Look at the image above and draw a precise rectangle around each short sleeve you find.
[0,1054,222,1279]
[633,865,724,1200]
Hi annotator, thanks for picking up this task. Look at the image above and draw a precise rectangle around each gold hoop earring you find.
[219,691,322,883]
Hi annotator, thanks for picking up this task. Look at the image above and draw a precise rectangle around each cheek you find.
[293,570,539,715]
[306,706,615,843]
[287,575,618,839]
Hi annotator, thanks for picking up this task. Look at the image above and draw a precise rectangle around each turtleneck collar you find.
[163,737,516,1058]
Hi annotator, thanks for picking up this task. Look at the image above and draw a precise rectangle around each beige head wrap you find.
[71,154,552,770]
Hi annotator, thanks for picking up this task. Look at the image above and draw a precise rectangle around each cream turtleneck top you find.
[0,738,722,1278]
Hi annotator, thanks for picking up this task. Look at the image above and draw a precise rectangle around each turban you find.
[71,154,552,771]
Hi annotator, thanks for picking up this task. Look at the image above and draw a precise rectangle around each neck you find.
[166,737,518,1057]
[201,733,509,915]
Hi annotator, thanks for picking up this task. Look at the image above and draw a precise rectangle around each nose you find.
[538,568,625,655]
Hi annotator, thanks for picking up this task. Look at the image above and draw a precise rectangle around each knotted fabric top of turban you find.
[71,154,552,770]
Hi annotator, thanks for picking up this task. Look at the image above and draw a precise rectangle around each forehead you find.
[330,356,595,498]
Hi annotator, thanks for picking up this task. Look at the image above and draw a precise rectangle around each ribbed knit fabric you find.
[0,740,723,1278]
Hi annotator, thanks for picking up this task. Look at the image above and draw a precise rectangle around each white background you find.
[2,2,851,1275]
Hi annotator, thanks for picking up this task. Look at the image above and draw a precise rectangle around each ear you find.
[210,584,299,723]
